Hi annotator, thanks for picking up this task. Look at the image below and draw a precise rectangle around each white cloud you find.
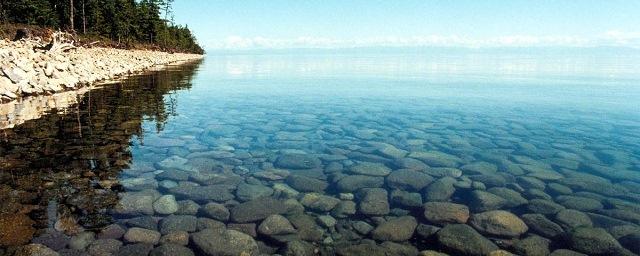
[206,31,640,50]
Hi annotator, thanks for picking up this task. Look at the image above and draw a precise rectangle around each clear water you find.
[1,51,640,255]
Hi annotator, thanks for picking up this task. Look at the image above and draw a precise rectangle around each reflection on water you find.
[1,53,640,256]
[0,61,201,249]
[0,89,90,129]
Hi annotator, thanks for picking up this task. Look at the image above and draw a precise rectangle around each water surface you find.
[1,51,639,255]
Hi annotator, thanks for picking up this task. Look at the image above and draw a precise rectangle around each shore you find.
[0,38,203,103]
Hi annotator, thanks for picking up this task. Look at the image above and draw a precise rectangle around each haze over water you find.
[1,50,640,255]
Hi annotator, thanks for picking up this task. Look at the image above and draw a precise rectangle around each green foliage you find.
[0,0,204,54]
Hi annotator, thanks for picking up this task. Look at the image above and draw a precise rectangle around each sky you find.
[172,0,640,50]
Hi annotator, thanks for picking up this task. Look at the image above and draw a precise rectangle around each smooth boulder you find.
[191,228,258,256]
[469,210,528,237]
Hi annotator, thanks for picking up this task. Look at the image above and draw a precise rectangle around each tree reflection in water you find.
[0,60,202,248]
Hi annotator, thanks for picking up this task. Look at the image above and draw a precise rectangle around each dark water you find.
[1,53,640,256]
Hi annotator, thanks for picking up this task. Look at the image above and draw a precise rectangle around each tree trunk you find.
[69,0,74,31]
[82,0,86,34]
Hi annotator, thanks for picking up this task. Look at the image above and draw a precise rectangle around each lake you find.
[1,50,639,255]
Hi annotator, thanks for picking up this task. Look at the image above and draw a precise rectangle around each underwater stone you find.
[168,184,235,202]
[423,177,456,202]
[390,189,423,208]
[358,188,390,216]
[436,224,498,256]
[512,235,551,256]
[487,187,528,208]
[230,197,288,223]
[87,239,123,255]
[191,228,259,256]
[274,154,321,169]
[257,214,296,236]
[153,195,179,215]
[159,231,189,245]
[469,210,528,237]
[68,231,95,250]
[349,162,391,176]
[371,216,418,242]
[336,175,385,192]
[150,244,195,256]
[386,169,434,191]
[235,183,274,202]
[567,227,626,255]
[159,215,197,234]
[408,151,462,168]
[175,200,200,215]
[526,199,565,215]
[117,243,154,256]
[555,195,603,211]
[521,214,564,238]
[555,209,593,229]
[201,202,230,221]
[115,192,155,216]
[286,175,328,192]
[123,227,161,244]
[469,190,507,212]
[423,202,470,224]
[300,193,341,212]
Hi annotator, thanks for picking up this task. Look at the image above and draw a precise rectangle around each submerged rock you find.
[371,216,418,241]
[87,239,123,255]
[526,199,565,215]
[335,244,388,256]
[235,183,274,202]
[512,235,551,256]
[469,190,507,212]
[521,214,564,238]
[117,243,154,256]
[386,169,434,191]
[150,244,195,256]
[257,214,296,236]
[555,209,592,229]
[201,202,230,221]
[567,227,626,255]
[168,184,235,202]
[13,243,59,256]
[230,197,288,222]
[124,227,161,244]
[436,224,498,256]
[159,215,197,234]
[423,177,456,202]
[336,175,385,192]
[286,175,328,192]
[275,154,321,169]
[358,188,390,215]
[115,192,155,215]
[300,193,341,212]
[469,210,528,237]
[390,189,423,208]
[423,202,470,224]
[0,214,36,247]
[555,195,603,211]
[349,162,391,176]
[284,240,316,256]
[409,151,461,167]
[153,195,179,215]
[191,228,258,256]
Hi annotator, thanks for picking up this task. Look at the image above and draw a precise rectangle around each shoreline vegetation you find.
[0,1,205,103]
[0,0,204,54]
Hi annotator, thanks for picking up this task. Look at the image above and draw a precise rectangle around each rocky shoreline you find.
[0,38,203,103]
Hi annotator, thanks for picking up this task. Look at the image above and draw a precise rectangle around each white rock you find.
[2,66,28,83]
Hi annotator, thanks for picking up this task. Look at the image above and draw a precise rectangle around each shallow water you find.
[1,52,640,255]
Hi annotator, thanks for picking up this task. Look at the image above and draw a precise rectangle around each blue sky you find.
[172,0,640,50]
